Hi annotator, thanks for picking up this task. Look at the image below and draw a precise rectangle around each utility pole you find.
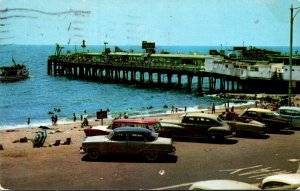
[289,4,300,106]
[288,4,293,106]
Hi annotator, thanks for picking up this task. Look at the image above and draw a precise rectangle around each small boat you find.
[0,58,29,82]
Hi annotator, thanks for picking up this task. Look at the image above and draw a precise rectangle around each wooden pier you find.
[47,42,296,94]
[47,51,248,93]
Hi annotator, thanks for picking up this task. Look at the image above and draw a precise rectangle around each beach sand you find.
[0,107,247,189]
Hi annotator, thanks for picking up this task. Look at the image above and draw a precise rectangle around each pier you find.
[47,54,246,94]
[47,43,297,94]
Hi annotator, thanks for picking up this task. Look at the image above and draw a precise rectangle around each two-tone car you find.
[80,127,176,161]
[274,106,300,130]
[159,113,234,140]
[238,108,291,132]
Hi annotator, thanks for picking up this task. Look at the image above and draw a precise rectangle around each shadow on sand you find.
[268,130,295,135]
[81,154,177,163]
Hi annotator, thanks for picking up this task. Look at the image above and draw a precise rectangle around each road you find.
[1,130,300,190]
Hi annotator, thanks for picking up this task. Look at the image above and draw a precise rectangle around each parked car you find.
[238,108,291,132]
[159,113,234,140]
[225,117,267,136]
[189,173,300,190]
[189,180,260,190]
[84,119,162,137]
[274,106,300,129]
[259,173,300,189]
[80,127,176,161]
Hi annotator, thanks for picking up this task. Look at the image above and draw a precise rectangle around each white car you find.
[189,180,260,190]
[274,106,300,129]
[259,173,300,189]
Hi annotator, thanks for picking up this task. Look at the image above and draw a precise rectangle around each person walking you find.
[73,113,76,122]
[212,103,216,114]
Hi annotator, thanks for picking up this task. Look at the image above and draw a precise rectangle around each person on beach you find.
[54,115,58,125]
[80,114,83,121]
[73,113,76,122]
[27,117,30,125]
[124,112,129,119]
[51,115,55,125]
[212,103,215,114]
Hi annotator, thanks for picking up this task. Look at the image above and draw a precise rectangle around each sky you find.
[0,0,300,46]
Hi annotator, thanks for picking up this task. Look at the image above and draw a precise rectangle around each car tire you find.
[145,152,158,161]
[88,148,100,160]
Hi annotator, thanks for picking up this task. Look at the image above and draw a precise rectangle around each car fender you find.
[207,126,231,135]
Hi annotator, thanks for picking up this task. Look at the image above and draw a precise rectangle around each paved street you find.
[1,130,300,190]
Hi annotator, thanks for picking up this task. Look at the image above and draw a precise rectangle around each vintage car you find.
[274,106,300,129]
[159,113,234,140]
[80,127,176,161]
[84,119,162,137]
[189,180,260,190]
[238,108,291,132]
[225,118,267,136]
[259,173,300,189]
[189,173,300,190]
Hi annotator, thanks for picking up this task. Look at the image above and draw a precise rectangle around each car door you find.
[181,116,198,137]
[127,132,146,155]
[106,132,128,155]
[190,117,209,137]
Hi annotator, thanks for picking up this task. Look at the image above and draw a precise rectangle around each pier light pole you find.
[288,4,300,106]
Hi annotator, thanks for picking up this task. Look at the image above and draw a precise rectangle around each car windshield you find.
[153,122,162,131]
[107,131,114,139]
[145,132,158,142]
[216,117,224,123]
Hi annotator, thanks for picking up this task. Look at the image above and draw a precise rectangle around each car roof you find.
[113,118,158,125]
[262,173,300,185]
[278,106,300,111]
[113,127,152,134]
[182,112,220,120]
[246,108,273,113]
[189,180,260,190]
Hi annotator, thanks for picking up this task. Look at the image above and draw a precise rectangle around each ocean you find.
[0,45,298,130]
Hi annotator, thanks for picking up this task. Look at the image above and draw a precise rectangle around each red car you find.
[84,118,162,137]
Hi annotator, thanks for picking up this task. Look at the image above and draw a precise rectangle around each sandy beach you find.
[0,106,247,189]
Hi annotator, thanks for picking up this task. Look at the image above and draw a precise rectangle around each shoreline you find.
[0,99,255,131]
[2,92,299,131]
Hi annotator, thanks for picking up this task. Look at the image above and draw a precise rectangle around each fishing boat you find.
[0,58,29,82]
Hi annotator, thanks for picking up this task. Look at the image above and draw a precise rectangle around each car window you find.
[110,132,126,141]
[182,117,195,123]
[280,109,300,117]
[262,181,288,189]
[128,133,145,142]
[261,112,276,118]
[244,111,258,117]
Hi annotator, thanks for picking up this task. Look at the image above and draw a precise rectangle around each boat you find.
[0,58,29,82]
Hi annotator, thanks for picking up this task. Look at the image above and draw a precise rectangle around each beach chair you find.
[32,130,47,148]
[61,138,71,145]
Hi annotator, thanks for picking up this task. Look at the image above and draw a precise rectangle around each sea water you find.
[0,45,296,130]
